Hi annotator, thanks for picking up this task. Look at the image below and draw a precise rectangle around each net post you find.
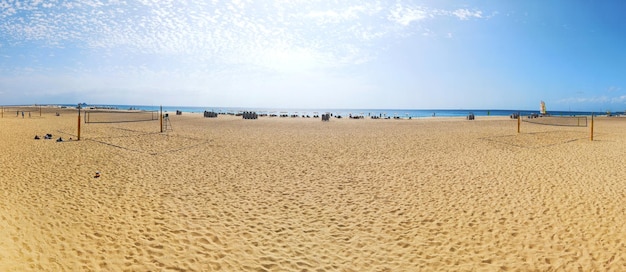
[160,105,163,133]
[77,104,81,141]
[590,114,594,141]
[40,106,42,117]
[517,114,520,133]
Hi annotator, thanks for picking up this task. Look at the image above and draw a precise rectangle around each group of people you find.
[34,133,70,142]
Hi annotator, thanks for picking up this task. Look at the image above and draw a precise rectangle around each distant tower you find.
[540,101,547,115]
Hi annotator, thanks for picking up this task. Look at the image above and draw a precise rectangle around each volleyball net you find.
[1,106,43,118]
[3,106,38,112]
[522,116,588,127]
[84,110,159,123]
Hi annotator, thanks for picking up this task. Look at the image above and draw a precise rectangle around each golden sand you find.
[2,108,626,271]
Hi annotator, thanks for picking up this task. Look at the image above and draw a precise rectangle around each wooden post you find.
[40,106,42,117]
[517,114,521,133]
[590,114,594,141]
[77,104,81,141]
[160,105,163,133]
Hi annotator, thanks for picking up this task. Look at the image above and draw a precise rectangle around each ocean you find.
[59,104,597,119]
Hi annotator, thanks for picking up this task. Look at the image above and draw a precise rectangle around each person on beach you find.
[94,172,100,178]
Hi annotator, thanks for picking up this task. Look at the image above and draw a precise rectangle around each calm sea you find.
[60,104,596,118]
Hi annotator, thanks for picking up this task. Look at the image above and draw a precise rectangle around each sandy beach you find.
[2,107,626,271]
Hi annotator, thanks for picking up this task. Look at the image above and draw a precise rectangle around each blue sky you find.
[1,0,625,111]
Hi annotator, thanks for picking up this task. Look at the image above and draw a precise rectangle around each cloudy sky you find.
[1,0,625,111]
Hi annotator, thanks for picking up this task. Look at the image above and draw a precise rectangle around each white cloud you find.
[388,4,430,26]
[608,86,621,92]
[0,0,492,81]
[559,86,626,107]
[306,3,382,24]
[452,9,483,20]
[558,95,626,105]
[612,95,626,103]
[1,1,489,51]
